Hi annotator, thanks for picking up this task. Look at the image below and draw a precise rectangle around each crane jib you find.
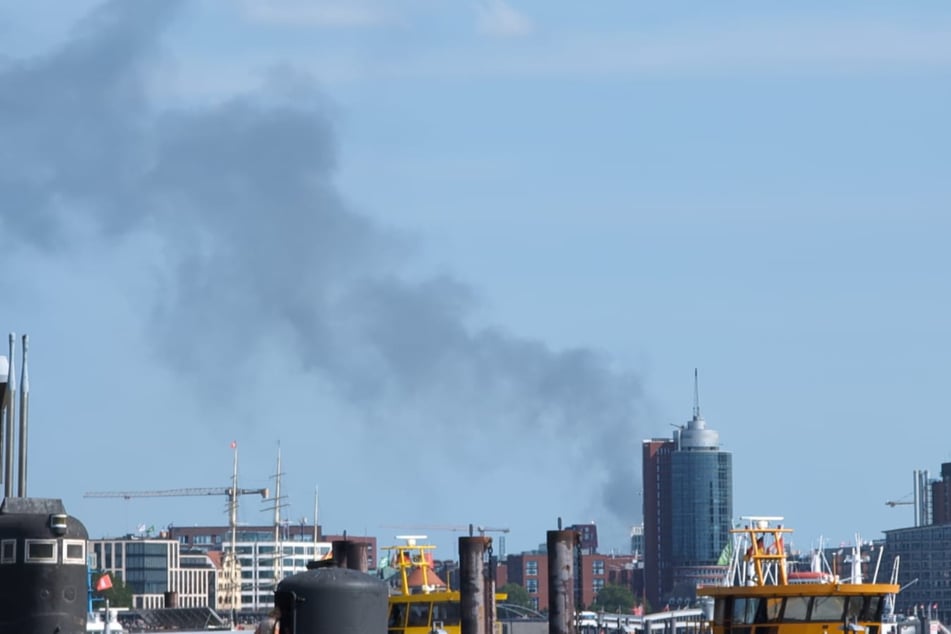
[83,487,269,499]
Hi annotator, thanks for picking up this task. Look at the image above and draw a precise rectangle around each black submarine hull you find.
[0,497,90,634]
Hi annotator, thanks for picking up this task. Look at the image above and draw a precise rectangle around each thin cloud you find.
[475,0,533,38]
[146,16,951,103]
[449,18,951,78]
[240,0,392,28]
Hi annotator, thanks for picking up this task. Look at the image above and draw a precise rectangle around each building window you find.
[1,539,15,564]
[592,560,604,576]
[25,540,57,563]
[526,561,538,576]
[593,578,605,594]
[63,540,86,565]
[526,579,538,593]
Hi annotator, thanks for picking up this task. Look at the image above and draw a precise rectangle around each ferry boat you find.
[384,536,506,634]
[697,517,901,634]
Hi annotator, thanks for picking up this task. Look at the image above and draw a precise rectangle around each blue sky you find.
[1,0,949,559]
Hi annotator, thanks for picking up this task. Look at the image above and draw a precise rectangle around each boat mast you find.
[735,516,790,586]
[273,445,283,592]
[225,441,240,623]
[230,442,239,567]
[314,484,319,544]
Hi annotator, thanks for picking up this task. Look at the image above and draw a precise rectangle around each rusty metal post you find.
[548,524,578,634]
[332,540,349,568]
[345,540,369,572]
[460,535,491,634]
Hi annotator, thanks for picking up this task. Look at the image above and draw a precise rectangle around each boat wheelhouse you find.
[384,536,505,634]
[697,517,900,634]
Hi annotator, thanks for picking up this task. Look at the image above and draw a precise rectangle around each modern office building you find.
[669,397,732,597]
[642,372,732,608]
[882,462,951,624]
[630,524,644,559]
[92,524,377,613]
[90,536,218,609]
[884,523,951,623]
[168,524,375,611]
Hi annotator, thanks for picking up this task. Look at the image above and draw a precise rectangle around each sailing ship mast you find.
[272,446,285,589]
[222,442,241,621]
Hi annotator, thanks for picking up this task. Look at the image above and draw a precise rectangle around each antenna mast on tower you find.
[693,368,701,420]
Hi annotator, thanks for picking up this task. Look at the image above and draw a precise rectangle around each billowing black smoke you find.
[0,0,644,534]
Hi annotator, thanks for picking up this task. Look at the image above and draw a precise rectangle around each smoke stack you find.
[17,334,29,497]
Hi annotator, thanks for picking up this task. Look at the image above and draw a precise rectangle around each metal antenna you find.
[4,333,15,498]
[17,334,28,497]
[693,368,701,419]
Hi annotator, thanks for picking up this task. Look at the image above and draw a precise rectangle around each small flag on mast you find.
[95,573,113,592]
[230,441,237,449]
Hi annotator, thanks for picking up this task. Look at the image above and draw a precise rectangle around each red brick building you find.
[503,551,641,611]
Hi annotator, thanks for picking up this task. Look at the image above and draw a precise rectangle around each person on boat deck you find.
[255,607,280,634]
[745,537,765,560]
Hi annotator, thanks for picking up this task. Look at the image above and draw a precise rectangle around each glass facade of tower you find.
[643,380,734,606]
[670,451,733,565]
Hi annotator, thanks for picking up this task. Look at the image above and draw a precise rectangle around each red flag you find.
[95,573,113,592]
[230,440,237,449]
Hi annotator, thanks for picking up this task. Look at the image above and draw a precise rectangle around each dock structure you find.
[573,609,707,634]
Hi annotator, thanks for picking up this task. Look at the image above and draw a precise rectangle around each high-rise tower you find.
[642,437,675,609]
[642,370,733,607]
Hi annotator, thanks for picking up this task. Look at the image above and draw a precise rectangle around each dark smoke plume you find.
[0,0,644,529]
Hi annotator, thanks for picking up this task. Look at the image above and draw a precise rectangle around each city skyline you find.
[1,0,949,558]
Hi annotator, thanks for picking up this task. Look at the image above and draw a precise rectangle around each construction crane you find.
[381,524,511,566]
[84,487,269,500]
[381,524,509,537]
[885,495,914,508]
[85,442,264,622]
[381,524,511,555]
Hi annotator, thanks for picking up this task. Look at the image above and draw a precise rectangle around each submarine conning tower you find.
[1,333,91,634]
[0,498,90,633]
